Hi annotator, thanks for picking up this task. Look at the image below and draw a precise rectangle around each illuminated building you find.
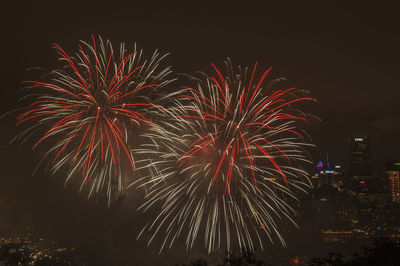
[349,137,371,178]
[312,153,343,190]
[385,161,400,202]
[348,137,373,199]
[389,172,400,202]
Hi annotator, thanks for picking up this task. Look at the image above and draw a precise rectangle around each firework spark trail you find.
[134,58,315,253]
[15,35,173,204]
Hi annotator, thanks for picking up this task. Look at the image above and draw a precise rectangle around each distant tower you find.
[349,137,372,178]
[326,152,330,170]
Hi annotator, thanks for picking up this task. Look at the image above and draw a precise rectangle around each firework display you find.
[14,36,316,252]
[15,36,172,203]
[134,58,315,252]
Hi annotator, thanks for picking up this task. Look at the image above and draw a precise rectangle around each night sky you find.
[1,1,400,265]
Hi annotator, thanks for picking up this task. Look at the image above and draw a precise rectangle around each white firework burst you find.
[133,58,315,253]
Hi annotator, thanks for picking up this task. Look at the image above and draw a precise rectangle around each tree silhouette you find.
[309,237,400,265]
[218,249,268,266]
[181,258,208,266]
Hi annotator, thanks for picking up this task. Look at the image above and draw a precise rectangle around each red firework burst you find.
[16,35,172,202]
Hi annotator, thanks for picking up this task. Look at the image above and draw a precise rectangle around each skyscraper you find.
[312,153,344,190]
[385,161,400,203]
[349,137,372,177]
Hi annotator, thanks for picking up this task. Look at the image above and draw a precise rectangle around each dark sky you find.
[1,1,400,265]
